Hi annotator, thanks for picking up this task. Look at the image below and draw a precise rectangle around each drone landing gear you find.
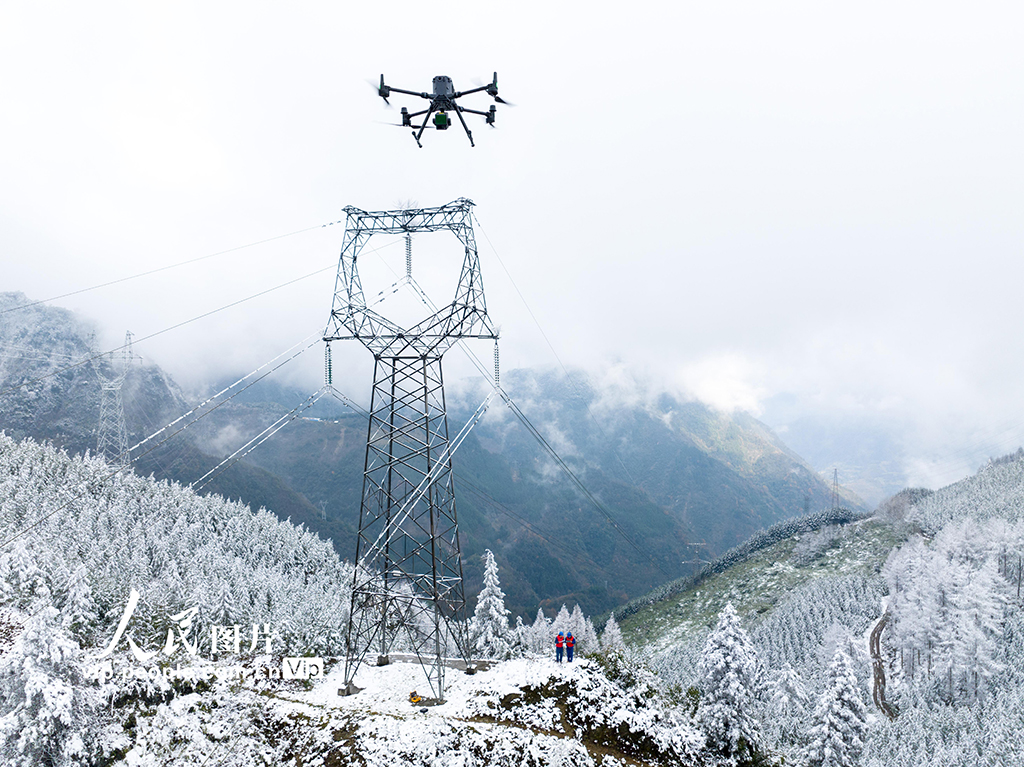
[412,108,434,149]
[453,107,475,147]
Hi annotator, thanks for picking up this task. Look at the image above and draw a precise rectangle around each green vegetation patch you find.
[621,518,907,647]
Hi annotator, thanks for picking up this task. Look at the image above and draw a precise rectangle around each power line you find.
[472,212,643,489]
[0,335,320,551]
[457,476,594,563]
[317,386,591,572]
[326,341,670,580]
[192,387,330,492]
[126,333,321,455]
[0,264,335,400]
[0,343,83,361]
[0,221,347,318]
[400,275,671,579]
[498,392,671,579]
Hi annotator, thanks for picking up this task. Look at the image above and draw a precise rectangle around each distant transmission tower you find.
[324,199,498,700]
[831,468,840,510]
[95,331,135,470]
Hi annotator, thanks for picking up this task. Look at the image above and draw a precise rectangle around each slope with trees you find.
[615,448,1024,766]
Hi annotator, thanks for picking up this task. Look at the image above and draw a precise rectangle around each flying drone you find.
[373,72,510,148]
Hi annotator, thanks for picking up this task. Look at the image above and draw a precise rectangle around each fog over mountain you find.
[0,291,859,618]
[3,3,1024,500]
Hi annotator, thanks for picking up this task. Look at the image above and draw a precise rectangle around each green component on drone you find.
[433,112,450,129]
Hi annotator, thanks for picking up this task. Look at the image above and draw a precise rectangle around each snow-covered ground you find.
[299,655,566,716]
[117,654,691,766]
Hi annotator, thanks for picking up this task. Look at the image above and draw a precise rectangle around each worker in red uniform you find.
[565,632,576,662]
[555,632,565,662]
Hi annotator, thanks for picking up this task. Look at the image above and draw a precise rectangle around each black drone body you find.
[375,72,509,148]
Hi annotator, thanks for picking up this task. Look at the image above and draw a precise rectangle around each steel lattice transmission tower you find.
[325,198,498,700]
[95,331,135,470]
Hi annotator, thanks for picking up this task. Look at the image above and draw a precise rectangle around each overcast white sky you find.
[2,2,1023,498]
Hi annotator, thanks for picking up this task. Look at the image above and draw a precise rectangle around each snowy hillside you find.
[617,452,1024,766]
[108,656,707,766]
[0,434,663,766]
[0,432,353,765]
[914,449,1024,530]
[0,432,353,655]
[7,420,1024,765]
[0,291,105,453]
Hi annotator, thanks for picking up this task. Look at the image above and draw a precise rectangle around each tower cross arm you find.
[404,302,498,345]
[324,306,406,344]
[342,199,475,236]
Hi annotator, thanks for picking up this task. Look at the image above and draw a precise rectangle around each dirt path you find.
[869,611,897,721]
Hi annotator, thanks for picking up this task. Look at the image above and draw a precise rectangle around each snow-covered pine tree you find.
[953,557,1005,700]
[768,661,808,719]
[582,617,599,653]
[699,602,762,766]
[213,578,234,625]
[530,607,551,654]
[765,662,808,753]
[2,540,50,608]
[63,564,97,640]
[509,615,528,658]
[0,606,97,766]
[468,549,511,659]
[552,604,571,638]
[804,645,869,767]
[602,613,625,654]
[567,604,597,652]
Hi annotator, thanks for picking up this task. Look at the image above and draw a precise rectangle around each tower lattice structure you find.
[96,331,135,470]
[324,199,497,699]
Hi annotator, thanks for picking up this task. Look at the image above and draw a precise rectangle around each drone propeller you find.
[472,72,515,106]
[483,71,515,106]
[366,75,392,107]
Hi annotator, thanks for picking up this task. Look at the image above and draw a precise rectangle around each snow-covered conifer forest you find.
[625,457,1024,766]
[5,429,1024,765]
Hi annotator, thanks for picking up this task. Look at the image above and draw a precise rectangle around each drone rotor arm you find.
[387,86,433,99]
[452,84,490,98]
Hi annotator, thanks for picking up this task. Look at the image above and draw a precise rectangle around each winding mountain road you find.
[869,610,897,721]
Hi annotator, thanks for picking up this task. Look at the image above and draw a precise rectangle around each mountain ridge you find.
[0,290,862,618]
